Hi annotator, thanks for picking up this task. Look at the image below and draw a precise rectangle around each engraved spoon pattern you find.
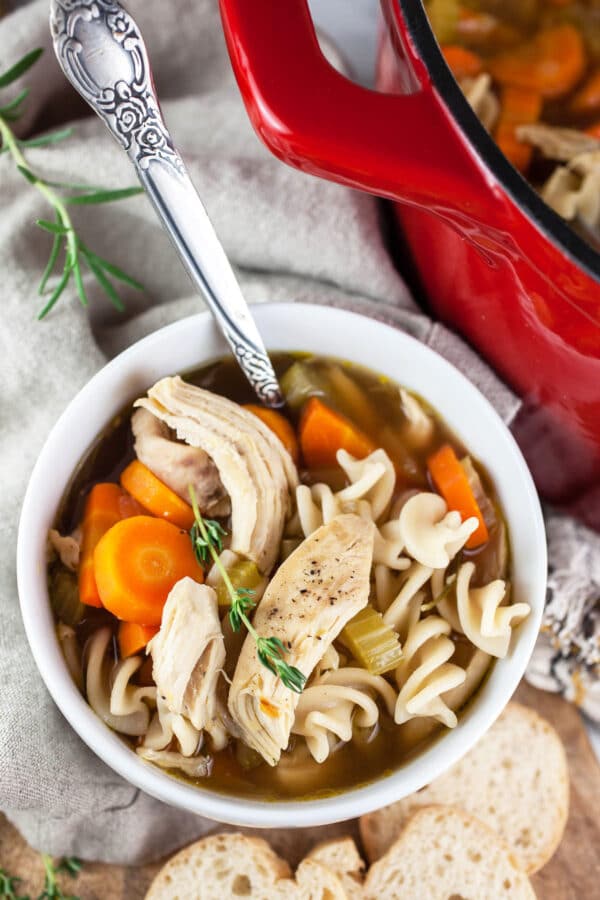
[50,0,284,407]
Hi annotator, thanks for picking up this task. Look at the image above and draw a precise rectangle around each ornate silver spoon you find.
[50,0,283,407]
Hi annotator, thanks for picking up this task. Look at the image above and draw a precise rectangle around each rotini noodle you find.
[394,616,466,728]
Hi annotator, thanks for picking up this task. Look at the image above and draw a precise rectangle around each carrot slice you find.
[585,121,600,139]
[495,86,543,172]
[79,484,127,608]
[428,444,489,548]
[120,460,195,530]
[93,516,204,625]
[442,45,483,80]
[299,397,377,469]
[118,621,159,658]
[488,24,586,99]
[570,69,600,116]
[243,405,300,464]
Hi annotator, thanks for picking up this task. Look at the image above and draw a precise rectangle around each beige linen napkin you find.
[0,0,597,864]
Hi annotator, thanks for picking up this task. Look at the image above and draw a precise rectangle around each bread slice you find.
[360,701,568,873]
[306,837,365,898]
[145,833,292,900]
[144,832,348,900]
[363,805,536,900]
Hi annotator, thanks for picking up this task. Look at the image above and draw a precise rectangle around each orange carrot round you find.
[93,516,204,625]
[120,460,195,530]
[428,444,489,548]
[243,404,300,464]
[299,397,377,469]
[118,621,159,658]
[442,45,483,80]
[495,86,543,173]
[79,483,126,608]
[570,69,600,116]
[488,24,586,100]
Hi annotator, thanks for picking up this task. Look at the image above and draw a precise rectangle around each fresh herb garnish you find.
[0,868,29,900]
[189,486,307,694]
[38,856,81,900]
[0,48,143,319]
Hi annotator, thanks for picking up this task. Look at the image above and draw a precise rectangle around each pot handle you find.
[219,0,487,213]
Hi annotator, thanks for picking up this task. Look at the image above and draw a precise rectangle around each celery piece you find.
[49,567,85,626]
[280,361,329,411]
[427,0,460,44]
[342,605,403,675]
[214,559,263,607]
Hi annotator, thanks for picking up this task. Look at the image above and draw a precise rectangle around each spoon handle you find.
[50,0,283,407]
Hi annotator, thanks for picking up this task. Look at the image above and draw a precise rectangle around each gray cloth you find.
[0,0,598,865]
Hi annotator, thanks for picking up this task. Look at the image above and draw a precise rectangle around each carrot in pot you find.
[243,405,300,464]
[118,621,159,658]
[299,397,377,469]
[494,86,543,173]
[427,444,489,548]
[488,24,586,100]
[93,515,204,625]
[570,69,600,116]
[442,45,484,80]
[79,483,127,608]
[120,459,195,530]
[585,121,600,139]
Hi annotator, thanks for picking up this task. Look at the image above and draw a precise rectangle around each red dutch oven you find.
[219,0,600,529]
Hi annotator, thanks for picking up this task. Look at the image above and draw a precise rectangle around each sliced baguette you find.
[363,805,536,900]
[144,832,348,900]
[145,833,293,900]
[360,701,568,873]
[306,837,365,899]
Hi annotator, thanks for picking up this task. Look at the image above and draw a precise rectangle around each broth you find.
[49,353,512,800]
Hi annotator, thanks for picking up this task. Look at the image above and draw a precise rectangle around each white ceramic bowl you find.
[17,303,546,828]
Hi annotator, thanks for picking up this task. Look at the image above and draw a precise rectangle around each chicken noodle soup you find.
[426,0,600,249]
[48,354,529,800]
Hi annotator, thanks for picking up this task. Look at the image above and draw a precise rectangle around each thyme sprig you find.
[0,48,144,319]
[39,856,81,900]
[0,868,29,900]
[0,855,82,900]
[189,486,307,694]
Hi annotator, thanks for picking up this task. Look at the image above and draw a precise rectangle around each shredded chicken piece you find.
[132,407,229,516]
[228,514,375,766]
[460,73,500,133]
[136,377,298,574]
[47,528,80,571]
[541,151,600,227]
[149,578,225,733]
[136,746,212,778]
[516,124,600,162]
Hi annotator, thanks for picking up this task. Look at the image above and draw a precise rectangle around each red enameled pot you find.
[219,0,600,529]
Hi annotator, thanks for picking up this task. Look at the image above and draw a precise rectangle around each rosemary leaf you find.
[16,163,36,184]
[85,255,125,312]
[72,255,88,309]
[0,48,43,88]
[18,128,74,149]
[0,87,29,116]
[38,232,64,296]
[66,186,143,205]
[80,247,144,290]
[36,219,68,235]
[38,264,72,320]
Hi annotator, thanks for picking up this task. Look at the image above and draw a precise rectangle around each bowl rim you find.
[17,302,546,828]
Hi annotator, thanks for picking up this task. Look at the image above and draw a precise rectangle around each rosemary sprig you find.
[0,48,144,319]
[189,486,307,694]
[38,856,81,900]
[0,868,29,900]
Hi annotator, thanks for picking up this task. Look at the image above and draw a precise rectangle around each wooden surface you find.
[0,681,598,899]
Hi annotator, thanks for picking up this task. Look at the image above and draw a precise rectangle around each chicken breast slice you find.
[132,407,229,516]
[228,514,375,766]
[149,578,225,733]
[136,376,298,574]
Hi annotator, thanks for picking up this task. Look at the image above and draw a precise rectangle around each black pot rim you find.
[395,0,600,283]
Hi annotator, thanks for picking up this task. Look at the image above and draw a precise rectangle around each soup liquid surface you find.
[54,353,506,800]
